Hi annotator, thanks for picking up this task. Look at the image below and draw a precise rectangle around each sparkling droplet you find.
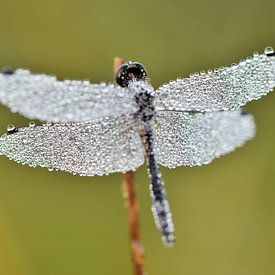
[264,46,274,56]
[29,121,36,127]
[22,139,28,144]
[6,124,18,134]
[253,52,259,57]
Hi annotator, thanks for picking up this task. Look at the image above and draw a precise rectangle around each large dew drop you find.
[29,121,36,127]
[6,124,18,134]
[264,46,274,56]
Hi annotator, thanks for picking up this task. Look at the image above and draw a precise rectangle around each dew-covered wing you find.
[0,115,144,176]
[155,50,275,112]
[0,69,138,122]
[154,110,255,168]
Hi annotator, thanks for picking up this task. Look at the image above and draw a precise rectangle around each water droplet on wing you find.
[7,124,17,134]
[264,46,274,56]
[29,121,36,127]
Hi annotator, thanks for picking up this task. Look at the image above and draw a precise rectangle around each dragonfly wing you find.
[154,110,255,168]
[155,51,275,112]
[0,115,144,176]
[0,69,138,122]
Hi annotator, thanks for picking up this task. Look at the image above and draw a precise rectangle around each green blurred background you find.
[0,0,275,274]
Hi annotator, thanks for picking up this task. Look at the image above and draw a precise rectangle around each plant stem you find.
[113,58,145,275]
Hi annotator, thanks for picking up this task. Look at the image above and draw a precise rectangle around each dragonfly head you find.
[115,61,147,87]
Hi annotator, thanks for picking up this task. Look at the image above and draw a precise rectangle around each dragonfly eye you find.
[1,67,14,75]
[115,62,147,87]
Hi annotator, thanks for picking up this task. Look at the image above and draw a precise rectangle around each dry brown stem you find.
[113,58,144,275]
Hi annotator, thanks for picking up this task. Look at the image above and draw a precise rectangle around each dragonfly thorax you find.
[129,80,156,122]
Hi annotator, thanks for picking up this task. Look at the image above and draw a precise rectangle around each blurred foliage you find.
[0,0,275,274]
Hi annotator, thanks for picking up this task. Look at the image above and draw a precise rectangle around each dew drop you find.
[264,46,274,56]
[7,124,18,134]
[22,139,28,144]
[29,121,36,127]
[253,52,259,57]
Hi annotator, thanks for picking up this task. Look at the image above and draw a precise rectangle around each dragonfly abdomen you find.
[142,124,175,246]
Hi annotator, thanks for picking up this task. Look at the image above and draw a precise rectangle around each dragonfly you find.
[0,47,274,246]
